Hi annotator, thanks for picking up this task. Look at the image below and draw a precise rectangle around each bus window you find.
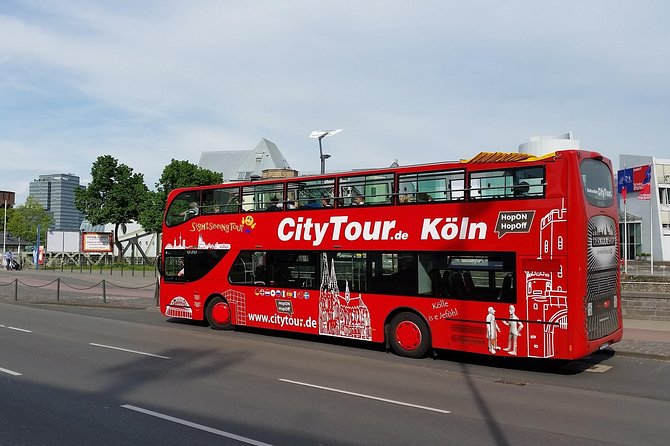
[441,253,515,302]
[329,252,368,292]
[514,167,545,198]
[581,159,614,207]
[164,249,228,282]
[267,251,318,288]
[370,252,418,295]
[164,250,185,281]
[287,178,335,209]
[339,174,393,206]
[398,170,465,204]
[166,191,200,227]
[470,167,544,200]
[230,251,266,285]
[202,187,240,214]
[241,183,284,212]
[230,251,317,288]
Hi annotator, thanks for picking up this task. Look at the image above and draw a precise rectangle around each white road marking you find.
[0,367,22,376]
[280,379,451,414]
[0,325,32,333]
[121,405,275,446]
[89,343,170,359]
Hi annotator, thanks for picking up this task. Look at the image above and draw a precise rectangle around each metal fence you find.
[11,253,159,278]
[621,263,670,277]
[0,276,159,308]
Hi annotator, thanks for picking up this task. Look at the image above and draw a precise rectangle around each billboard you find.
[47,231,81,252]
[82,232,114,252]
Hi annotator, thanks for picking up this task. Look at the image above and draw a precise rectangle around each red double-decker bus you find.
[159,149,622,360]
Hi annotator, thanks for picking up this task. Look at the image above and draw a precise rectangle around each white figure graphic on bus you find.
[485,306,501,354]
[502,305,523,355]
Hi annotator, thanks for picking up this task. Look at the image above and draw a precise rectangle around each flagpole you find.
[2,200,6,269]
[650,161,654,275]
[622,164,628,275]
[624,198,628,275]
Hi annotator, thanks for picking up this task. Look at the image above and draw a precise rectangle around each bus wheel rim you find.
[395,321,421,351]
[211,302,231,325]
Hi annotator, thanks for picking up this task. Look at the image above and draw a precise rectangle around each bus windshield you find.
[581,159,614,207]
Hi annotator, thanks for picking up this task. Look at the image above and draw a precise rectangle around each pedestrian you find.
[4,250,13,270]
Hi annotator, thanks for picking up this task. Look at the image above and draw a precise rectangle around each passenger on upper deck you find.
[417,192,434,203]
[352,194,365,206]
[180,202,199,220]
[514,181,530,197]
[302,198,322,209]
[266,196,282,211]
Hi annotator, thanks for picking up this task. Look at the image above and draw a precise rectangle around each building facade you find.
[618,155,670,262]
[29,174,84,231]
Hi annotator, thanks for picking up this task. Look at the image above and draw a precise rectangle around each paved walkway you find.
[616,319,670,360]
[1,268,669,360]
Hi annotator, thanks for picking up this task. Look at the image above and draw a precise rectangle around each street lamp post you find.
[309,129,342,174]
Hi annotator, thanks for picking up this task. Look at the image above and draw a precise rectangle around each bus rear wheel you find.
[388,312,431,358]
[206,296,233,330]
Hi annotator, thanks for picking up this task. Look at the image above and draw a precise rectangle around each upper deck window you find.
[469,167,545,200]
[165,190,200,227]
[287,178,335,209]
[241,183,285,212]
[397,170,465,204]
[202,187,240,214]
[339,173,393,206]
[581,159,614,208]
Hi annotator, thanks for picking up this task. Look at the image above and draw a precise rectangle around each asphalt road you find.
[1,302,669,446]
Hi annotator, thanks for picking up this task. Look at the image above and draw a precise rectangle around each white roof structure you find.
[198,138,291,182]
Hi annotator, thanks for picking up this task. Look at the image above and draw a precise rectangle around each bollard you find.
[57,278,60,301]
[14,278,18,301]
[102,279,107,304]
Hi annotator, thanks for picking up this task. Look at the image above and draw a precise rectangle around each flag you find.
[617,168,633,193]
[620,184,627,203]
[638,182,651,200]
[637,164,652,200]
[632,165,651,191]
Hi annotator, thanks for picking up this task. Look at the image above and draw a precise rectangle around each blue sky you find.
[2,0,669,203]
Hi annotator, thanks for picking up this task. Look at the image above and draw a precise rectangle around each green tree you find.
[6,197,53,245]
[75,155,148,260]
[138,159,223,234]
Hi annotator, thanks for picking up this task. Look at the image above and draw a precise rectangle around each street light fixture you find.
[309,129,343,174]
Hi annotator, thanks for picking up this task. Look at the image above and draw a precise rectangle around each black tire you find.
[205,296,234,330]
[388,312,431,358]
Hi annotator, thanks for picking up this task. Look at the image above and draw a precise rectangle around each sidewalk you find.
[616,319,670,360]
[0,268,157,308]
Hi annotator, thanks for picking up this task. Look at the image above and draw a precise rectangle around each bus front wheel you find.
[206,296,233,330]
[388,312,431,358]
